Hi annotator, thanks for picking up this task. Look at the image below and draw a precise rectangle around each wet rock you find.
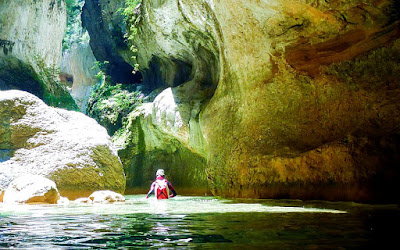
[114,91,209,195]
[3,175,60,204]
[57,196,70,205]
[88,190,125,203]
[73,197,92,204]
[0,90,126,198]
[125,0,400,201]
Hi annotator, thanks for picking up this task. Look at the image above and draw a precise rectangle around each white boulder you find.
[0,90,126,198]
[3,175,60,204]
[88,190,125,203]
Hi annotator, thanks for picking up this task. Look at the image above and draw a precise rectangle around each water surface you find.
[0,195,398,248]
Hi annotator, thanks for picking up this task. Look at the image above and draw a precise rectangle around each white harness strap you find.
[155,179,170,198]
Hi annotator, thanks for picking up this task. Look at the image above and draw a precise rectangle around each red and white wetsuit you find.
[146,176,177,199]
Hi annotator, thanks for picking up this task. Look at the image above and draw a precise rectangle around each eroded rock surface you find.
[122,0,400,201]
[114,90,209,194]
[0,90,125,199]
[2,175,60,204]
[0,0,77,109]
[61,43,99,112]
[81,0,142,84]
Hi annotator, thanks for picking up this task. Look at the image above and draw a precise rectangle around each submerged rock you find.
[73,197,93,204]
[0,90,126,198]
[57,196,70,205]
[88,190,125,203]
[3,175,60,204]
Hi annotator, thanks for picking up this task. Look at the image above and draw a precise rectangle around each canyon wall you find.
[61,42,99,112]
[0,0,77,109]
[121,0,400,201]
[81,0,142,84]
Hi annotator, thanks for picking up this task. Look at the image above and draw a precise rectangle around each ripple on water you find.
[1,195,398,249]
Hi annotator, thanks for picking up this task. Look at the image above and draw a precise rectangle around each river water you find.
[0,195,398,249]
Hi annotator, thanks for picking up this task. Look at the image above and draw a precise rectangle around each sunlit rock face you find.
[0,0,77,109]
[61,43,99,112]
[114,88,209,195]
[0,90,125,199]
[129,0,400,201]
[3,175,60,204]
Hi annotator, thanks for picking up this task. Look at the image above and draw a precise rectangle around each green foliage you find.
[120,0,142,72]
[32,55,79,110]
[62,0,88,51]
[92,61,111,82]
[87,80,143,134]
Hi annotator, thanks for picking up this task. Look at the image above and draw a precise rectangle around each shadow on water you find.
[0,195,399,248]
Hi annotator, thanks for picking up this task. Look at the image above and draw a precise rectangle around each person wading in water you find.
[146,169,177,199]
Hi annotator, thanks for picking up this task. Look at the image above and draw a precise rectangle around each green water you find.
[0,195,398,248]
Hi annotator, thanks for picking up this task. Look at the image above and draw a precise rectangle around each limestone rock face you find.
[81,0,142,83]
[3,175,60,204]
[88,190,125,203]
[61,43,99,112]
[114,90,209,195]
[0,0,77,109]
[0,90,126,198]
[128,0,400,201]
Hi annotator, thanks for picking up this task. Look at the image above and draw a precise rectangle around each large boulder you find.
[0,90,126,199]
[122,0,400,201]
[3,175,60,204]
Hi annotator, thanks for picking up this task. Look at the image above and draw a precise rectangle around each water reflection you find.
[0,195,398,248]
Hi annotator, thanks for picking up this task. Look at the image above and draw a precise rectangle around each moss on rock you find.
[113,101,209,195]
[87,81,143,135]
[0,90,125,199]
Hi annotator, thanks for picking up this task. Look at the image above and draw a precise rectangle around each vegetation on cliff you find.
[87,77,143,135]
[34,55,79,110]
[121,0,142,73]
[63,0,88,51]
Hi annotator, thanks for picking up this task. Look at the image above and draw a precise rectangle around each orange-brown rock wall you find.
[132,0,400,201]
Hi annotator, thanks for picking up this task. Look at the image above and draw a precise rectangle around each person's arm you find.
[168,181,177,197]
[146,182,155,198]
